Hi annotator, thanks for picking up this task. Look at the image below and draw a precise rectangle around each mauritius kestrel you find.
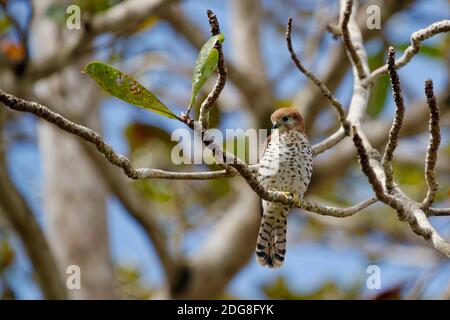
[256,108,313,268]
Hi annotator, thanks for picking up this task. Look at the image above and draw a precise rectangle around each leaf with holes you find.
[189,33,225,110]
[82,61,177,119]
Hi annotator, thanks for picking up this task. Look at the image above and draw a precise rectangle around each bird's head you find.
[270,107,305,133]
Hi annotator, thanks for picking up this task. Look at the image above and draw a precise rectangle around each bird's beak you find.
[272,122,280,129]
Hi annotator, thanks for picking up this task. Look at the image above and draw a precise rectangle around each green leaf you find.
[189,33,225,109]
[82,61,177,119]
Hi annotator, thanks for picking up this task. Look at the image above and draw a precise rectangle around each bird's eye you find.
[282,116,289,122]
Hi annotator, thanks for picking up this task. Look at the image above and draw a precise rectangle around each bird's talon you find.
[281,191,301,208]
[291,192,301,208]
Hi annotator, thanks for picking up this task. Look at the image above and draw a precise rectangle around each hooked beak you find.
[272,122,280,129]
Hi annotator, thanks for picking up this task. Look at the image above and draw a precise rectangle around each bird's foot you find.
[281,191,301,208]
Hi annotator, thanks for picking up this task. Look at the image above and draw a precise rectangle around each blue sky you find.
[3,0,450,299]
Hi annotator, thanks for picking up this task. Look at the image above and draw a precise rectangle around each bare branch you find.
[367,20,450,85]
[427,208,450,217]
[340,0,449,257]
[327,23,341,38]
[197,10,227,128]
[311,127,346,156]
[382,47,405,193]
[340,0,367,80]
[422,79,441,209]
[286,17,349,133]
[301,196,378,218]
[313,88,449,184]
[301,0,415,127]
[0,89,236,181]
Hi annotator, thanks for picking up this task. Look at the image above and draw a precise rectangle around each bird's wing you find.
[259,133,271,161]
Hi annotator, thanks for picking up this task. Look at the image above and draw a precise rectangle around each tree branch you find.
[311,127,346,156]
[340,0,367,80]
[339,0,449,257]
[301,196,378,218]
[299,0,415,127]
[198,10,227,129]
[427,208,450,217]
[312,88,449,185]
[421,79,441,209]
[0,89,237,180]
[286,17,349,133]
[366,20,450,86]
[382,47,405,193]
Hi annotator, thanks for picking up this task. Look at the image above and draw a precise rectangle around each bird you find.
[255,107,313,268]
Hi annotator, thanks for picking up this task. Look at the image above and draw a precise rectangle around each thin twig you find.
[302,196,378,218]
[311,127,346,156]
[422,79,440,209]
[366,20,450,86]
[326,23,341,39]
[427,208,450,217]
[0,89,235,180]
[340,0,367,80]
[197,10,227,128]
[286,17,349,133]
[382,47,405,193]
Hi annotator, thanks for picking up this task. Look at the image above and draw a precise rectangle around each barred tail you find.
[255,203,288,268]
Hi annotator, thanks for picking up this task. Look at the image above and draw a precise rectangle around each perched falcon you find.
[256,108,313,268]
